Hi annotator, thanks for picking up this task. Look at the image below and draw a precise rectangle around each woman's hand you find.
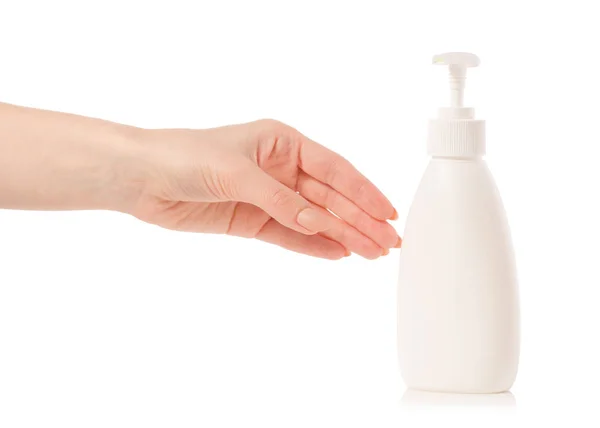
[0,102,400,260]
[131,119,400,260]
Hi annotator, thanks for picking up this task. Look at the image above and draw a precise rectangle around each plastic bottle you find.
[397,52,520,394]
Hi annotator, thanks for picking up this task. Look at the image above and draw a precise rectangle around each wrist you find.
[98,124,153,214]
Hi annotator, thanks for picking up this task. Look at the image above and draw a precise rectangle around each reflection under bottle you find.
[401,388,516,408]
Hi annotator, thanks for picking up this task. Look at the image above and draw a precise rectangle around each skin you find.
[0,102,401,260]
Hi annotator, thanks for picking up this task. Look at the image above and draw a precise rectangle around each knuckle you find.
[334,223,349,242]
[349,207,365,227]
[325,158,342,184]
[354,180,369,199]
[269,187,294,208]
[324,155,353,186]
[324,186,339,207]
[256,118,286,131]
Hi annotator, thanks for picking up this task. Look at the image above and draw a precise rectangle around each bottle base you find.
[401,388,517,407]
[405,385,511,394]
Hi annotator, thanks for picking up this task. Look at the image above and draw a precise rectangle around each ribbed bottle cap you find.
[427,116,486,157]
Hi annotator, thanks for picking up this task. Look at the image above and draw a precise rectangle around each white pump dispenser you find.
[427,52,485,158]
[397,52,520,393]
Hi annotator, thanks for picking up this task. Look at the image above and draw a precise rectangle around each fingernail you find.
[297,208,329,233]
[390,209,399,221]
[394,236,402,248]
[382,248,390,256]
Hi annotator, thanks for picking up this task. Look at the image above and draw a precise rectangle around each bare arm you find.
[0,102,145,212]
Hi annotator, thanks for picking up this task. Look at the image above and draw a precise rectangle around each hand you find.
[131,119,401,260]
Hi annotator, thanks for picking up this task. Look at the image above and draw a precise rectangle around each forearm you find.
[0,102,146,212]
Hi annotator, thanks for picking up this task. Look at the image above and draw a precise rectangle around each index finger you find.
[298,136,397,221]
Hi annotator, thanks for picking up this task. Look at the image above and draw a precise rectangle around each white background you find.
[0,1,598,426]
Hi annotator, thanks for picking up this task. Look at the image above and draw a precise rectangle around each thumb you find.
[237,166,333,235]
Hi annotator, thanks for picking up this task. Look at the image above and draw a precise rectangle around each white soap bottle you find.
[397,52,520,394]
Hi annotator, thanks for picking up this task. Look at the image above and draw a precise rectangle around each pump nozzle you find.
[433,52,480,108]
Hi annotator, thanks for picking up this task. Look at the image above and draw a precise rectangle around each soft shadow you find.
[401,388,516,408]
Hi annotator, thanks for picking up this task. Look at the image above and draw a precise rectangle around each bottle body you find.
[397,157,519,393]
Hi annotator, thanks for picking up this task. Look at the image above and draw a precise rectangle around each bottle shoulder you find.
[414,158,501,201]
[405,157,511,238]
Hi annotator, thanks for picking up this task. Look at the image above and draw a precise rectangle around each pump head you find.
[432,52,480,108]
